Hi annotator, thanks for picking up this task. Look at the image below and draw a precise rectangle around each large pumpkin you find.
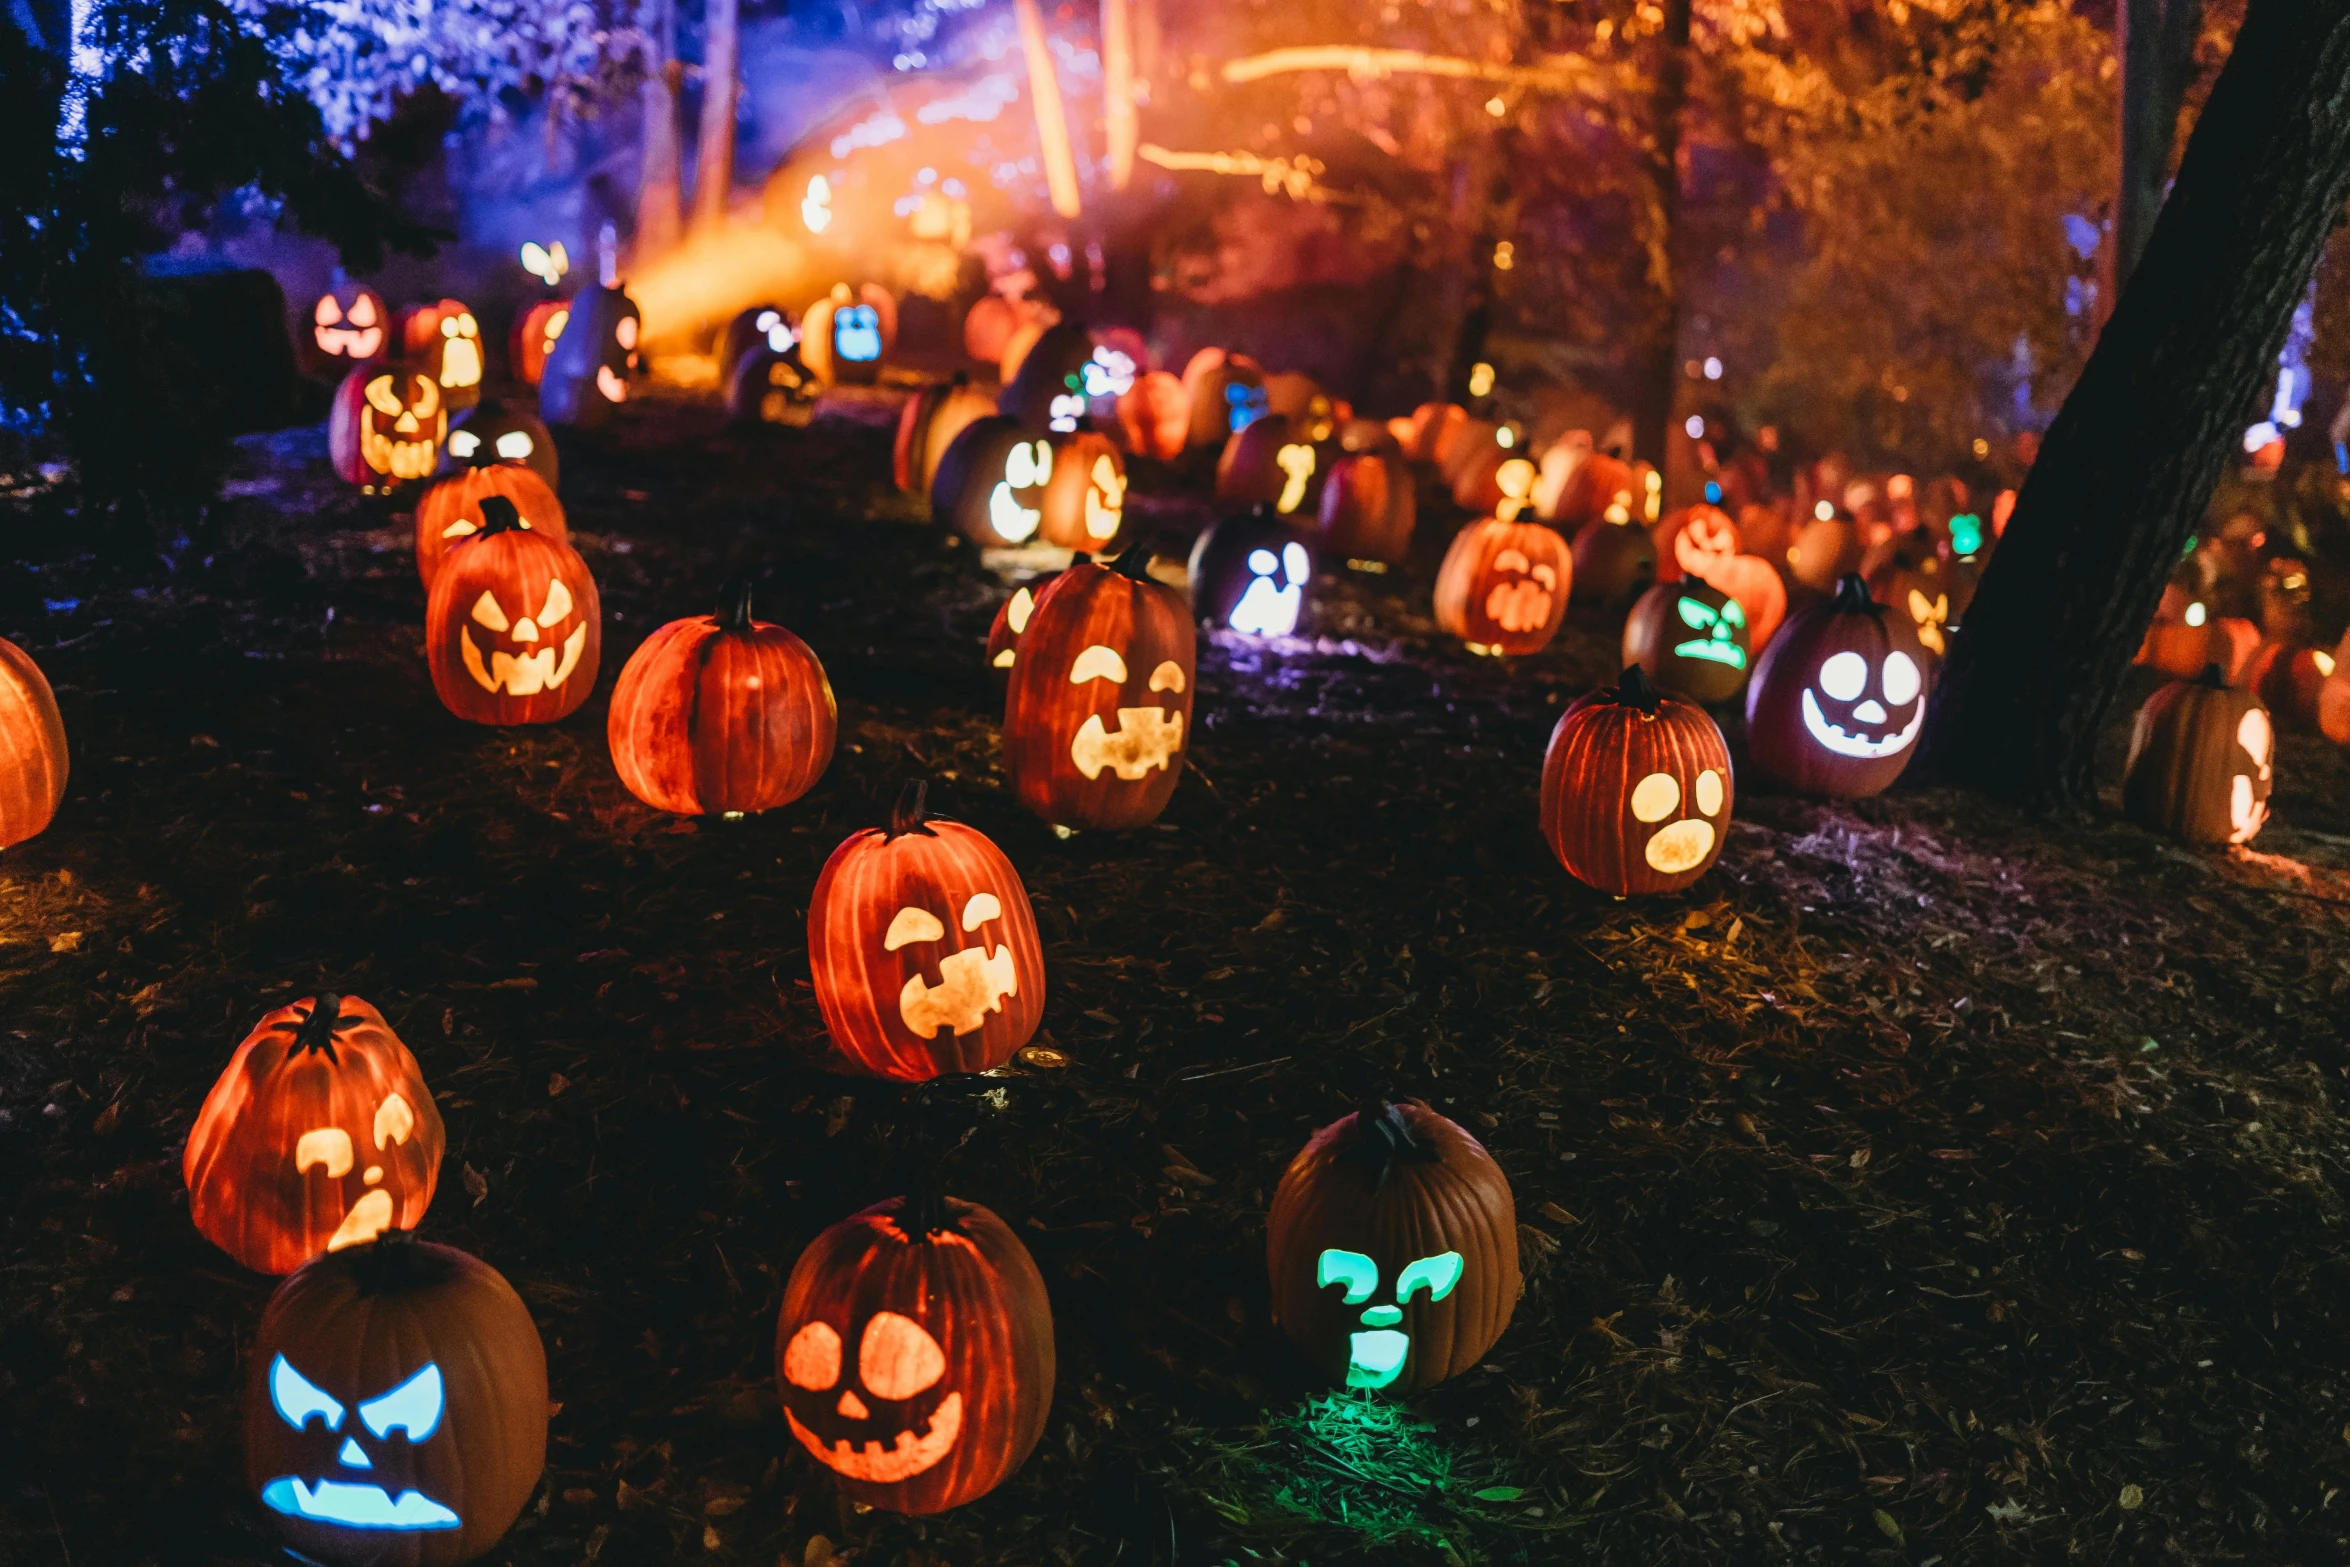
[1568,517,1657,610]
[1541,667,1734,895]
[396,299,484,414]
[413,465,567,590]
[185,993,444,1276]
[245,1233,546,1566]
[1746,572,1928,798]
[1434,516,1572,656]
[1003,550,1196,830]
[807,782,1044,1078]
[331,367,445,487]
[1622,579,1749,704]
[777,1194,1054,1514]
[1267,1099,1517,1393]
[445,402,557,491]
[539,284,639,428]
[1180,348,1267,450]
[895,376,1001,495]
[607,582,837,816]
[2123,668,2274,846]
[1190,507,1313,637]
[1115,371,1189,461]
[1315,453,1417,566]
[0,636,68,848]
[424,498,601,726]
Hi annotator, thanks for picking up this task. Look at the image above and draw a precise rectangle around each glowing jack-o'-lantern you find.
[1542,667,1734,894]
[397,300,483,414]
[0,636,68,849]
[424,497,601,726]
[413,464,567,590]
[508,298,569,388]
[1191,506,1314,637]
[932,416,1059,547]
[1267,1099,1517,1393]
[776,1193,1054,1513]
[310,285,387,364]
[2123,668,2274,846]
[445,401,557,491]
[539,284,639,428]
[1315,453,1417,567]
[895,376,1000,495]
[330,368,444,487]
[185,994,445,1276]
[1746,573,1929,798]
[1036,429,1128,552]
[1116,370,1190,461]
[1180,348,1268,450]
[607,581,836,816]
[1622,580,1749,704]
[1653,504,1739,584]
[808,781,1044,1078]
[715,303,792,381]
[1003,549,1196,830]
[985,577,1054,693]
[803,282,896,387]
[998,322,1100,432]
[245,1232,546,1565]
[1216,414,1325,517]
[1434,516,1572,656]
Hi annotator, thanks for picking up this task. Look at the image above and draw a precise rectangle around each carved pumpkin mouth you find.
[787,1390,962,1483]
[460,623,588,696]
[260,1476,459,1531]
[1345,1328,1411,1389]
[898,944,1019,1038]
[1800,687,1923,759]
[1070,707,1184,780]
[988,483,1042,542]
[361,424,438,481]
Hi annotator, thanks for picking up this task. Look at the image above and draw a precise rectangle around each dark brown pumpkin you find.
[1745,573,1928,799]
[1541,667,1734,895]
[2123,668,2274,846]
[1621,580,1751,704]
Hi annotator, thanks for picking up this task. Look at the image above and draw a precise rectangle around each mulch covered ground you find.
[5,381,2350,1567]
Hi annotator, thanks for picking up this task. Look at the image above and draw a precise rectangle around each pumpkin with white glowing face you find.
[397,300,484,414]
[1003,551,1196,830]
[539,285,640,428]
[413,465,567,590]
[1542,668,1734,895]
[310,285,387,366]
[1190,507,1314,638]
[1746,573,1929,798]
[1216,414,1327,518]
[444,402,557,491]
[1622,580,1750,704]
[2123,669,2274,846]
[808,782,1044,1079]
[331,368,445,487]
[1434,516,1572,657]
[424,498,601,726]
[932,417,1060,548]
[186,994,445,1276]
[776,1193,1054,1514]
[726,342,818,425]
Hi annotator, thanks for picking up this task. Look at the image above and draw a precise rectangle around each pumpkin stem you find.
[716,577,756,632]
[886,779,938,840]
[2196,662,2227,688]
[1107,543,1157,582]
[291,993,345,1059]
[342,1228,454,1296]
[1345,1096,1437,1192]
[1832,572,1880,612]
[1616,664,1663,715]
[898,1181,958,1241]
[475,494,525,537]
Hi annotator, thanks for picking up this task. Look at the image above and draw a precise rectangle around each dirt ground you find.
[5,383,2350,1567]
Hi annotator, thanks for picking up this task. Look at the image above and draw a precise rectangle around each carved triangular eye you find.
[348,295,377,327]
[538,577,574,626]
[270,1355,345,1432]
[470,592,510,633]
[357,1363,443,1441]
[315,296,342,326]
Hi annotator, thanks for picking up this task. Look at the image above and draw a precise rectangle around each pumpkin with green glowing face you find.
[1622,580,1750,704]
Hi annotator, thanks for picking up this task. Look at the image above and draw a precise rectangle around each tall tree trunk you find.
[691,0,740,231]
[635,0,683,261]
[2106,0,2208,307]
[1628,0,1692,468]
[1919,0,2350,810]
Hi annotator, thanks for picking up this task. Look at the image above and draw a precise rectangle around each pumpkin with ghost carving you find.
[186,994,445,1276]
[1542,668,1734,895]
[1191,506,1314,638]
[309,285,387,367]
[413,465,567,590]
[424,498,602,726]
[0,636,68,849]
[1003,550,1197,830]
[539,284,640,429]
[245,1232,545,1565]
[607,582,836,816]
[1116,370,1190,461]
[330,368,445,487]
[396,299,484,414]
[1434,516,1572,656]
[1316,453,1417,566]
[1746,573,1929,799]
[1216,414,1328,518]
[2123,669,2274,847]
[1035,429,1129,552]
[508,298,569,388]
[1622,580,1750,705]
[1267,1099,1517,1393]
[895,376,1000,496]
[809,782,1044,1078]
[776,1192,1054,1513]
[802,282,896,387]
[445,401,558,491]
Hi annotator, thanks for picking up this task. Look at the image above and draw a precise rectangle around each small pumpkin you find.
[1400,402,1469,466]
[715,303,792,380]
[1116,370,1189,461]
[1449,442,1535,515]
[1533,445,1636,532]
[776,1192,1054,1513]
[424,498,602,726]
[1266,1098,1517,1393]
[508,297,569,388]
[1693,551,1787,655]
[1746,573,1928,799]
[1215,413,1326,518]
[331,367,445,487]
[727,341,819,425]
[1622,580,1750,704]
[807,781,1045,1078]
[2319,631,2350,745]
[1035,428,1129,552]
[1864,553,1955,660]
[0,636,68,848]
[1315,453,1418,566]
[539,284,640,428]
[2137,602,2263,683]
[309,284,388,367]
[1541,667,1734,895]
[1652,504,1739,585]
[803,282,896,386]
[396,299,484,414]
[413,465,567,590]
[1567,518,1656,610]
[186,993,444,1276]
[1262,372,1335,435]
[985,578,1054,692]
[607,581,837,816]
[445,401,557,491]
[2247,641,2332,731]
[1180,348,1268,450]
[1435,516,1572,656]
[1190,506,1314,637]
[2123,667,2274,846]
[2258,557,2314,643]
[245,1232,545,1566]
[895,376,1000,495]
[1784,511,1863,592]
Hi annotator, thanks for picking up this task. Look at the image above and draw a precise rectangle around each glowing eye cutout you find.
[441,519,478,541]
[1631,772,1681,822]
[447,430,480,459]
[1284,542,1310,582]
[1531,563,1559,591]
[1494,548,1531,574]
[314,297,340,326]
[615,317,639,350]
[295,1127,355,1178]
[457,312,477,335]
[1721,598,1746,626]
[494,431,534,460]
[884,907,947,949]
[413,378,440,416]
[1676,597,1719,631]
[2237,707,2273,776]
[538,577,574,626]
[349,296,377,326]
[1880,651,1922,705]
[961,893,1001,930]
[1248,548,1278,576]
[356,1363,443,1442]
[1695,768,1725,816]
[783,1321,841,1389]
[1317,1249,1380,1304]
[1395,1251,1464,1304]
[1818,651,1868,701]
[470,593,511,633]
[1006,587,1034,635]
[1149,660,1186,693]
[858,1312,947,1399]
[270,1355,345,1432]
[1070,645,1127,684]
[374,1092,414,1150]
[364,377,403,416]
[441,318,457,338]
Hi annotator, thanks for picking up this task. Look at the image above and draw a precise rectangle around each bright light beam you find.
[1015,0,1083,218]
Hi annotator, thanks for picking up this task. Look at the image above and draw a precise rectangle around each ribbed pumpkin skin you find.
[509,298,567,387]
[1002,562,1196,830]
[808,817,1044,1079]
[895,381,998,495]
[1266,1102,1518,1393]
[1433,518,1572,655]
[1116,371,1189,460]
[185,997,444,1276]
[2123,677,2273,846]
[1746,575,1930,799]
[244,1239,546,1567]
[984,580,1051,694]
[424,528,601,726]
[414,466,568,588]
[777,1197,1054,1514]
[1698,553,1788,655]
[330,368,445,486]
[1541,681,1734,895]
[1316,454,1417,564]
[0,636,67,848]
[607,613,836,815]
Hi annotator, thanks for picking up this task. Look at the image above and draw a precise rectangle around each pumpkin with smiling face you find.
[933,416,1059,548]
[1434,516,1572,657]
[1746,573,1929,799]
[1035,429,1129,552]
[2123,668,2274,847]
[776,1193,1054,1514]
[330,368,445,487]
[309,284,387,367]
[809,782,1044,1079]
[1003,550,1196,830]
[1542,667,1734,895]
[413,465,567,590]
[425,498,601,726]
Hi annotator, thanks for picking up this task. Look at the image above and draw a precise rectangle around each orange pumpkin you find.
[1434,517,1572,656]
[1653,504,1739,584]
[2247,641,2333,730]
[1036,428,1129,551]
[185,994,444,1275]
[413,464,567,589]
[1402,402,1469,466]
[329,367,444,487]
[985,578,1053,693]
[2319,632,2350,744]
[2137,608,2263,683]
[1541,667,1734,895]
[1115,371,1189,461]
[1315,453,1417,566]
[1696,552,1789,655]
[1215,414,1325,517]
[396,298,484,413]
[509,298,569,387]
[1180,348,1268,450]
[0,636,68,848]
[424,498,601,726]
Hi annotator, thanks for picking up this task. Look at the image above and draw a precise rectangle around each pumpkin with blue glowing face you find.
[802,282,896,386]
[244,1232,546,1566]
[1267,1099,1517,1393]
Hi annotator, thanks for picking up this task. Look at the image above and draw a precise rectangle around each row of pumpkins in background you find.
[185,987,1519,1560]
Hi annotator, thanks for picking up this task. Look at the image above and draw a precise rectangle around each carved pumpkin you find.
[895,376,1000,495]
[607,582,837,816]
[1652,504,1739,584]
[331,368,445,487]
[2247,641,2332,731]
[1568,518,1657,610]
[1262,372,1335,436]
[1541,667,1734,895]
[726,342,819,425]
[1864,555,1954,661]
[1003,550,1195,830]
[2123,668,2274,846]
[1449,442,1534,515]
[396,300,483,414]
[1746,573,1929,799]
[985,577,1055,693]
[1115,371,1189,461]
[413,465,567,590]
[1622,580,1749,704]
[1216,413,1327,518]
[1316,453,1418,566]
[0,636,68,848]
[309,284,387,367]
[245,1232,545,1565]
[1400,402,1469,466]
[2320,631,2350,745]
[1435,516,1572,656]
[715,303,793,381]
[445,402,557,491]
[1035,429,1128,552]
[1267,1099,1517,1393]
[1694,551,1787,655]
[802,282,896,386]
[1190,507,1314,637]
[1533,444,1636,532]
[1180,348,1267,450]
[807,782,1044,1078]
[186,994,444,1276]
[2257,557,2314,643]
[508,298,569,388]
[998,321,1098,431]
[424,498,602,726]
[932,416,1061,547]
[776,1193,1054,1513]
[1784,511,1863,592]
[2136,600,2263,683]
[539,284,639,428]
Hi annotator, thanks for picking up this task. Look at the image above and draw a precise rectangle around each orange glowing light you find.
[1104,0,1137,191]
[1015,0,1083,219]
[1221,46,1596,94]
[1137,144,1327,200]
